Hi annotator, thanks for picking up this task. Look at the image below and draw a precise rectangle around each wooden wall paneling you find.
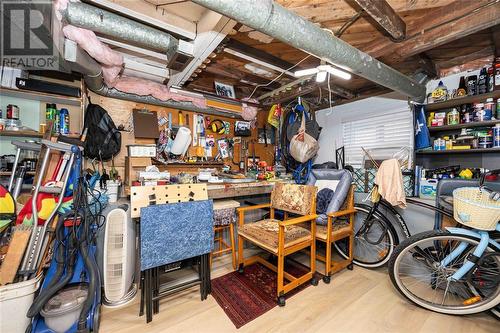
[87,92,276,182]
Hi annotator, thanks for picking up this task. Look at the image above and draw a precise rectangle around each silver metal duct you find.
[61,2,178,59]
[192,0,426,100]
[64,43,242,119]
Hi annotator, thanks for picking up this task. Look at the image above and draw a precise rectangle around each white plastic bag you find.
[289,115,319,163]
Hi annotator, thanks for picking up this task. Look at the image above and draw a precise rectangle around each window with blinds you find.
[342,109,413,168]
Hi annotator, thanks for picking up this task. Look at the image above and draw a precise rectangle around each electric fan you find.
[101,205,137,307]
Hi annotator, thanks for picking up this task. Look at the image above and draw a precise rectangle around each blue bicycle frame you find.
[441,224,500,282]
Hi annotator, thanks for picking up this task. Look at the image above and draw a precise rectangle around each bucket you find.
[106,180,121,203]
[0,275,42,333]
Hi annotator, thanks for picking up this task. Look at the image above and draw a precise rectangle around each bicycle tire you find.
[389,230,500,315]
[334,204,399,268]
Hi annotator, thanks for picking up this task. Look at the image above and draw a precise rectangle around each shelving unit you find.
[419,91,500,170]
[426,90,500,111]
[416,147,500,155]
[428,120,500,132]
[0,87,82,106]
[0,171,36,176]
[0,130,43,138]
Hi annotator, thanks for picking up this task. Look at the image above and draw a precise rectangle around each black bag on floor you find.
[83,103,121,161]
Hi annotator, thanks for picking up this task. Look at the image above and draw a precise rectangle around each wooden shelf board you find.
[0,87,82,106]
[426,91,500,111]
[155,162,225,167]
[428,120,500,132]
[0,171,36,176]
[0,130,43,138]
[416,147,500,154]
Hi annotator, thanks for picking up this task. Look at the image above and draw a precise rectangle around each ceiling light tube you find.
[294,68,319,77]
[316,71,327,83]
[325,66,351,80]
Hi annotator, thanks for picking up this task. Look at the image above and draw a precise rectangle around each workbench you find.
[207,181,277,199]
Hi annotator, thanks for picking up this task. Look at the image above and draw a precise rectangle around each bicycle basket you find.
[452,187,500,230]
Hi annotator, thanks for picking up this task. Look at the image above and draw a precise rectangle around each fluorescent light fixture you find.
[295,65,351,80]
[294,68,319,77]
[315,71,327,83]
[323,66,352,80]
[225,48,295,76]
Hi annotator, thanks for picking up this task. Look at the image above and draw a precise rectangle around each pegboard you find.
[130,183,208,218]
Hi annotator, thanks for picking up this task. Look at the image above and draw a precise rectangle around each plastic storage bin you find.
[0,275,41,333]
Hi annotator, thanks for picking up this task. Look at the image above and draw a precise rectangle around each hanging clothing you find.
[374,159,407,208]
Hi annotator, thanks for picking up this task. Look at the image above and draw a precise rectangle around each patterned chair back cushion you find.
[271,183,317,215]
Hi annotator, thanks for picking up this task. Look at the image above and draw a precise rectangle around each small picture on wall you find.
[214,81,236,99]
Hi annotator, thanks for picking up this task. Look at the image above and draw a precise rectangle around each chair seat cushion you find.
[238,219,311,253]
[315,221,351,241]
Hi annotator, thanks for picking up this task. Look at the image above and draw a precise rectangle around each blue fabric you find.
[316,188,334,214]
[140,200,214,271]
[307,169,352,225]
[415,104,431,149]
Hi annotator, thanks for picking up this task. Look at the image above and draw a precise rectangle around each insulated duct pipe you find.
[65,44,242,119]
[192,0,426,100]
[61,1,178,59]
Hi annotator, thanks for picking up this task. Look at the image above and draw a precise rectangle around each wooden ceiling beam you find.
[203,64,282,90]
[363,0,499,60]
[437,46,495,73]
[417,54,438,79]
[492,25,500,57]
[224,38,296,71]
[395,1,500,59]
[261,84,323,105]
[261,80,357,105]
[352,0,406,41]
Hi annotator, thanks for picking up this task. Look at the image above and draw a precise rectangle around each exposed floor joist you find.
[351,0,406,41]
[86,0,197,39]
[364,0,500,60]
[492,25,500,56]
[223,38,296,72]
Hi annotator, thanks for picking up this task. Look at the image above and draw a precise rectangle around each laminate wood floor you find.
[100,253,499,333]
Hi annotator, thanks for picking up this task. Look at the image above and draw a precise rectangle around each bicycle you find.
[334,189,452,268]
[388,170,500,315]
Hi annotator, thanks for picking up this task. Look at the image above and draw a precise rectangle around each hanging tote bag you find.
[289,114,319,163]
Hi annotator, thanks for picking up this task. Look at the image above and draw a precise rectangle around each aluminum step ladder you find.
[18,139,82,279]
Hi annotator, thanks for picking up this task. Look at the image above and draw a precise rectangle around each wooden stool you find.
[211,200,240,270]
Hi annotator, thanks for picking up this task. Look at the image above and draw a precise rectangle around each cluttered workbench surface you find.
[125,179,281,199]
[207,180,279,199]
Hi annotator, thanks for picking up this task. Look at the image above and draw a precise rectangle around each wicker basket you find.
[452,187,500,231]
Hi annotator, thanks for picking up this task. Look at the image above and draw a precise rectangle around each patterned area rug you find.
[211,261,311,328]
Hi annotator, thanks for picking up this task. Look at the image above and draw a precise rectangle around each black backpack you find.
[83,103,121,161]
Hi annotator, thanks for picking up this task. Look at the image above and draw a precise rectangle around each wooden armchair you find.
[315,185,356,283]
[236,183,318,306]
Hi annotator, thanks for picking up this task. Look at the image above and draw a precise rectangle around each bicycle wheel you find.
[334,204,398,268]
[389,230,500,315]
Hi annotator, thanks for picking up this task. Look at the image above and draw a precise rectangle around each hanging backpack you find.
[83,103,121,161]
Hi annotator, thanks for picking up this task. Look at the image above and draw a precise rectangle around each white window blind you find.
[342,109,413,168]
